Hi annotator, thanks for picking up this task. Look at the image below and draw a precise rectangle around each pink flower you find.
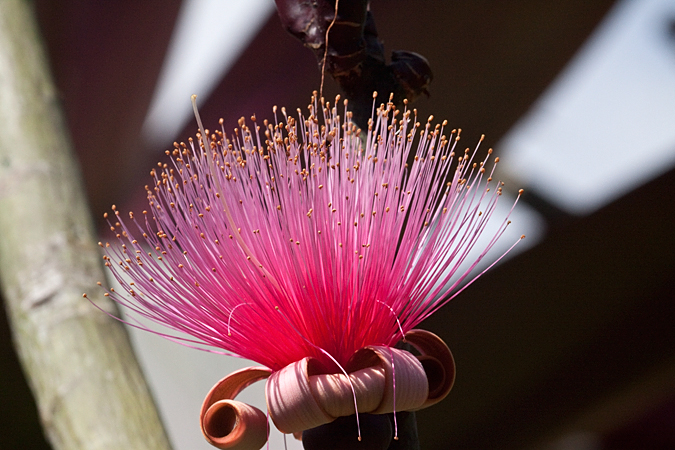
[94,93,522,449]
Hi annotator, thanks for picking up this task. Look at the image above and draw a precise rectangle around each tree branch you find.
[274,0,432,129]
[0,2,172,449]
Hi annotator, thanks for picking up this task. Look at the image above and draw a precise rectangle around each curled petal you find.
[202,400,268,450]
[266,345,430,433]
[309,366,386,418]
[405,329,456,408]
[358,346,428,414]
[201,367,272,449]
[266,357,334,433]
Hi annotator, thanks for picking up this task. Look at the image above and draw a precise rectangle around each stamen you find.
[388,346,399,440]
[191,95,281,292]
[227,303,249,336]
[376,300,405,341]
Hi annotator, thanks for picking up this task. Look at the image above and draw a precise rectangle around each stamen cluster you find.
[98,94,521,372]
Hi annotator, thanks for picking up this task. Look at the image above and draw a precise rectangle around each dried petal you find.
[200,367,272,449]
[405,329,455,408]
[361,346,428,414]
[202,400,267,450]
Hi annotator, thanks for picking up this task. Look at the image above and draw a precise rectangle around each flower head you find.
[95,93,522,447]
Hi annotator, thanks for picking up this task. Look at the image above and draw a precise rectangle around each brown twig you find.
[320,0,340,99]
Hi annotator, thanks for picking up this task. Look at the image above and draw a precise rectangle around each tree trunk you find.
[0,1,173,449]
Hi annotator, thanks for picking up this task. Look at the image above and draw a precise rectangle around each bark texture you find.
[0,1,173,449]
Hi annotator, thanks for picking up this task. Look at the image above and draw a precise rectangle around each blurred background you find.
[2,0,675,448]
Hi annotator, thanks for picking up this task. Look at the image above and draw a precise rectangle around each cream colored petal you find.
[265,357,334,433]
[309,366,386,417]
[265,337,446,435]
[363,346,429,414]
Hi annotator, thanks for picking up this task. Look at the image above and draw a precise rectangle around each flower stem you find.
[301,412,420,450]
